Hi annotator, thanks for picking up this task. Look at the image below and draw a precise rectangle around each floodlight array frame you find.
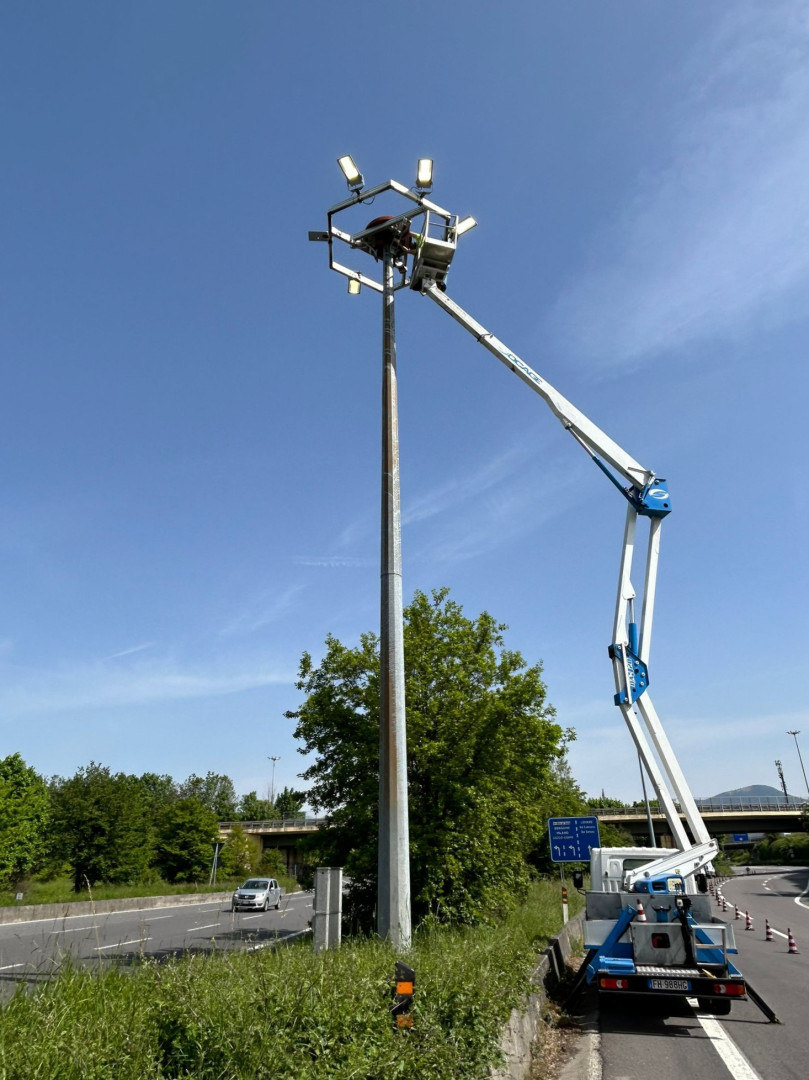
[326,179,455,293]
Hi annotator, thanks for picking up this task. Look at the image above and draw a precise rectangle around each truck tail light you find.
[712,982,746,997]
[599,977,629,990]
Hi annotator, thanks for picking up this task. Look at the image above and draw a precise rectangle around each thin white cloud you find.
[103,642,156,661]
[549,1,809,369]
[0,656,293,717]
[220,583,307,637]
[295,436,582,570]
[292,555,374,568]
[402,442,526,527]
[407,443,586,564]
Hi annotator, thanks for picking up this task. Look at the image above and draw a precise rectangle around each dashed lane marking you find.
[695,1014,763,1080]
[94,938,152,951]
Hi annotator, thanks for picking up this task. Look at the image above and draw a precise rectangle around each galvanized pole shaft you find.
[788,732,809,800]
[377,243,411,950]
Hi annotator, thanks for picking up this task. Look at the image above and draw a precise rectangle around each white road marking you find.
[49,926,100,935]
[795,873,809,910]
[240,914,267,921]
[696,1014,763,1079]
[0,963,25,970]
[94,938,151,951]
[0,898,229,928]
[246,927,312,951]
[191,923,220,931]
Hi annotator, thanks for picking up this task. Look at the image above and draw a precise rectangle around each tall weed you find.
[0,879,581,1080]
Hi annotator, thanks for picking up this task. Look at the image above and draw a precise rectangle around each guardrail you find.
[590,797,807,817]
[219,817,328,831]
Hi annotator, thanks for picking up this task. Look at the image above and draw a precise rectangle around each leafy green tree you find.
[49,763,153,891]
[275,786,304,818]
[0,754,51,889]
[586,794,628,809]
[178,772,237,820]
[219,823,262,879]
[138,772,178,814]
[153,797,219,883]
[288,587,574,925]
[260,847,286,876]
[238,791,275,821]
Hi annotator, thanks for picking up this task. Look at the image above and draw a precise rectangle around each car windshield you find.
[242,880,269,889]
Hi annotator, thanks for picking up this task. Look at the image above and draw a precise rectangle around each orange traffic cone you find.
[745,910,753,931]
[788,928,799,954]
[716,891,723,906]
[722,896,728,912]
[765,919,774,942]
[635,898,647,922]
[734,904,741,920]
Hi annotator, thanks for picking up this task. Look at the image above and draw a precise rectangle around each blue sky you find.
[2,1,807,805]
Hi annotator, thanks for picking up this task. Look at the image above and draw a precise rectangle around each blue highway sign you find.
[548,816,601,863]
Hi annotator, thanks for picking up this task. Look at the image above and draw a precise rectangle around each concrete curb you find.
[492,911,597,1080]
[0,892,234,925]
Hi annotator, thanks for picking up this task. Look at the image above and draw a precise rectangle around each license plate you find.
[649,978,690,991]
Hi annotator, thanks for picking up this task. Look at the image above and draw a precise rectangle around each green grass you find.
[0,878,581,1080]
[1,872,300,909]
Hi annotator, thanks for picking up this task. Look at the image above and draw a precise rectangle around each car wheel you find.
[263,897,269,911]
[275,898,281,910]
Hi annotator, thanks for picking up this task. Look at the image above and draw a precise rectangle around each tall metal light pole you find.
[268,756,280,806]
[786,730,809,800]
[775,759,788,801]
[378,241,410,949]
[310,158,473,950]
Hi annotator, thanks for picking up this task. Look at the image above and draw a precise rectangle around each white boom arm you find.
[422,283,713,858]
[623,840,718,892]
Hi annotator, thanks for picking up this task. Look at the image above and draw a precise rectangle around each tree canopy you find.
[49,763,154,891]
[0,753,51,889]
[288,588,580,925]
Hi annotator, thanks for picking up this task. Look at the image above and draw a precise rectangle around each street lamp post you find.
[311,160,475,950]
[268,756,280,807]
[377,240,410,949]
[786,730,809,800]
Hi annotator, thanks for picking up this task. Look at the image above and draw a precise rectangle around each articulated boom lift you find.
[316,170,778,1018]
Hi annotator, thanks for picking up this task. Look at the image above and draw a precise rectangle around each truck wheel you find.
[697,998,731,1015]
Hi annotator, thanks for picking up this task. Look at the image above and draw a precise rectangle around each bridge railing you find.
[219,817,328,831]
[590,797,806,817]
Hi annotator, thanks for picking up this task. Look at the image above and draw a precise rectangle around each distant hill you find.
[703,784,805,806]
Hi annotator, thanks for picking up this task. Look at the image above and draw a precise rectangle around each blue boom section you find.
[608,642,649,705]
[589,457,672,519]
[584,906,638,984]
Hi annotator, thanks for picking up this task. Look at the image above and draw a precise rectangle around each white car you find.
[231,877,281,912]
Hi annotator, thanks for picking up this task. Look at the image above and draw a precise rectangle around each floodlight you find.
[415,158,433,191]
[455,216,477,236]
[348,278,361,296]
[337,155,364,190]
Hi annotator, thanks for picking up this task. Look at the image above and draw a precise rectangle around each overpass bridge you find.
[219,817,327,875]
[592,797,806,844]
[220,799,806,871]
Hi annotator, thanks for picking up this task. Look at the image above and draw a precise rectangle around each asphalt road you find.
[0,890,314,993]
[597,867,809,1080]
